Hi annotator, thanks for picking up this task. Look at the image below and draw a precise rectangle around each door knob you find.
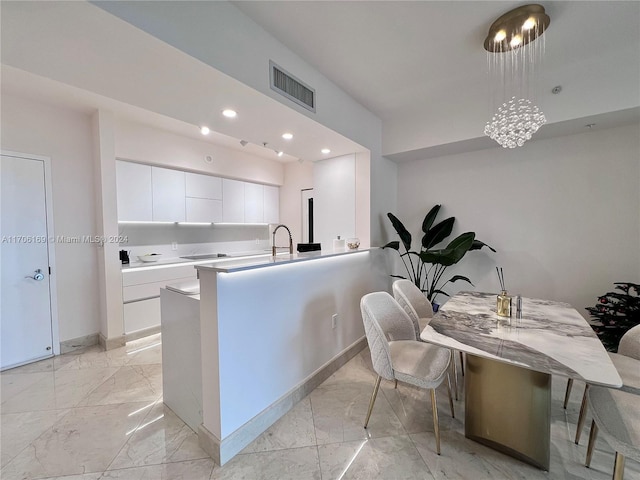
[25,269,45,281]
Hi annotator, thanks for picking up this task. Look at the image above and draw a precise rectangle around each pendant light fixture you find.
[484,4,550,148]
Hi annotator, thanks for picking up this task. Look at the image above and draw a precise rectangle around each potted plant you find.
[586,282,640,351]
[383,205,496,307]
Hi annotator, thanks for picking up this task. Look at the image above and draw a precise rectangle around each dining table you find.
[420,291,623,470]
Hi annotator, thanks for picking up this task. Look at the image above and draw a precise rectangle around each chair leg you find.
[445,373,455,419]
[394,379,398,389]
[575,384,590,444]
[451,351,459,401]
[563,378,573,409]
[430,389,441,455]
[364,375,382,429]
[612,452,626,480]
[585,419,598,468]
[459,351,465,376]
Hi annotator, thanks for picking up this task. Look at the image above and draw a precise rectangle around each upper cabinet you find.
[222,179,245,223]
[185,172,222,200]
[244,182,264,223]
[116,160,279,224]
[151,167,185,222]
[264,185,279,224]
[116,161,152,221]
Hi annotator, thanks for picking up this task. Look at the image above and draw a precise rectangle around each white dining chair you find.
[392,279,461,399]
[572,324,640,445]
[360,291,454,454]
[584,386,640,480]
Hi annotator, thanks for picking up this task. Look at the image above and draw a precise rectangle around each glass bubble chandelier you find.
[484,4,550,148]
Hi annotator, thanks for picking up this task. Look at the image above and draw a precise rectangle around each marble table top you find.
[420,291,622,387]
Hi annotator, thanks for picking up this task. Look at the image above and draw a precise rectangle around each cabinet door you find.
[123,297,161,334]
[222,179,244,223]
[186,198,223,223]
[116,161,152,221]
[152,167,186,222]
[263,185,280,224]
[185,172,222,200]
[244,182,264,223]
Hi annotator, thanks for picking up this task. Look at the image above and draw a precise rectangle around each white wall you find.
[1,94,100,342]
[396,124,640,315]
[279,160,314,245]
[115,120,284,186]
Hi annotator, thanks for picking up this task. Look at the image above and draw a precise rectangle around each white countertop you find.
[121,250,269,272]
[195,248,371,273]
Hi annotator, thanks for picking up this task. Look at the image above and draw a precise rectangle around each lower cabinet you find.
[122,265,198,335]
[123,298,161,334]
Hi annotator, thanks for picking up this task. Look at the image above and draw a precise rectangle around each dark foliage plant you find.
[586,282,640,352]
[383,205,496,303]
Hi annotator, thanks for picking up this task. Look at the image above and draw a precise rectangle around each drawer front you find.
[122,265,198,286]
[123,297,161,334]
[123,276,196,302]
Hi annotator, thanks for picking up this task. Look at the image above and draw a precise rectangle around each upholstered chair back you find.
[618,324,640,360]
[392,280,434,338]
[360,292,416,381]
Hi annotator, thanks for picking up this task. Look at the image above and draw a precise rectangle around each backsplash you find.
[118,224,271,263]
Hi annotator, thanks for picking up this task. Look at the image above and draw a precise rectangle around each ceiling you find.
[2,1,639,163]
[234,1,640,159]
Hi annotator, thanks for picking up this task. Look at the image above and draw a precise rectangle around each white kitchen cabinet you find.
[116,161,152,221]
[222,179,244,223]
[152,167,185,222]
[244,182,264,223]
[122,263,198,335]
[263,185,280,224]
[186,172,222,200]
[186,197,223,223]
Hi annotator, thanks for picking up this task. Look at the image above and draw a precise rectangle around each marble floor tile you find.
[0,371,51,403]
[0,367,120,413]
[309,381,405,445]
[126,333,162,353]
[317,434,433,480]
[211,446,321,480]
[38,474,102,480]
[78,364,162,407]
[1,353,78,375]
[320,349,377,387]
[0,409,70,468]
[101,458,215,479]
[0,402,150,480]
[242,397,317,454]
[107,400,209,469]
[125,340,163,366]
[57,345,130,371]
[380,380,460,435]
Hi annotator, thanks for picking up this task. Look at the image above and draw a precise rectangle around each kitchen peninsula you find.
[161,248,389,465]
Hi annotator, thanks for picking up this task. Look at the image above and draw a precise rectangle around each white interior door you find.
[1,154,54,370]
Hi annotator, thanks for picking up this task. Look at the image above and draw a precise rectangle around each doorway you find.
[1,152,59,370]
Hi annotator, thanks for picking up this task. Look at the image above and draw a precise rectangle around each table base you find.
[465,355,551,470]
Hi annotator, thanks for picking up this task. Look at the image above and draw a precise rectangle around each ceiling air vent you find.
[270,60,316,113]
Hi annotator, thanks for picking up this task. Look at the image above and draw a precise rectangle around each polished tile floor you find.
[1,334,638,479]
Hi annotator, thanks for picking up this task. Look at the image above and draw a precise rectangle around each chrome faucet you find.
[272,224,293,256]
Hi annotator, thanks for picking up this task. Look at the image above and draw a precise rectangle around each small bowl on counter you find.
[137,253,162,263]
[346,238,360,250]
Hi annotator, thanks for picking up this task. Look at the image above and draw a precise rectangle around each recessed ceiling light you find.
[200,126,210,135]
[222,109,237,118]
[277,151,284,157]
[321,148,331,154]
[282,133,293,140]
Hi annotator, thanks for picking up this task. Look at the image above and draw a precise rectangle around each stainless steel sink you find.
[180,253,227,260]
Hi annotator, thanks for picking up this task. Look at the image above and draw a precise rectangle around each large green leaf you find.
[469,239,497,252]
[382,241,400,250]
[387,213,412,251]
[419,232,475,266]
[422,217,454,249]
[448,275,475,286]
[421,205,441,233]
